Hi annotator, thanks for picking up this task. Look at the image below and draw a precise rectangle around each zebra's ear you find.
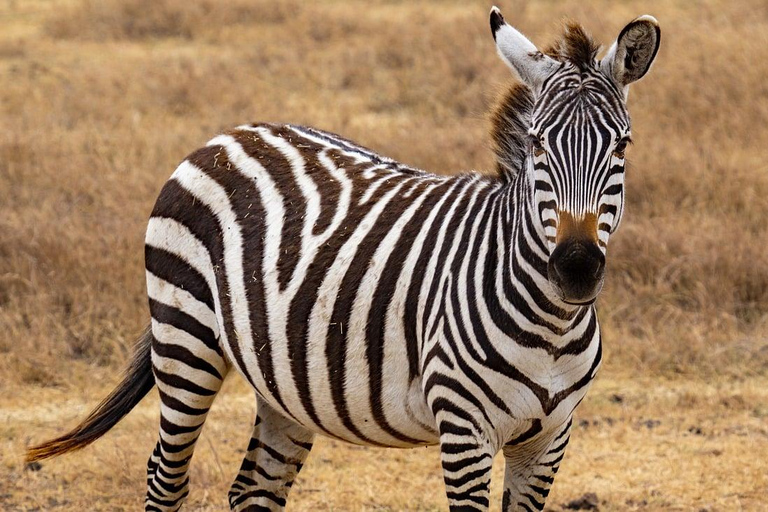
[490,6,557,88]
[601,15,660,91]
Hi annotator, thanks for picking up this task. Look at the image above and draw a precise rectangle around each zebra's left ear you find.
[490,6,558,89]
[601,16,661,92]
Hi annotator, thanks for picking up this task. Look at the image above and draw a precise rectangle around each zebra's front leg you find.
[436,411,495,511]
[501,419,572,511]
[228,397,315,511]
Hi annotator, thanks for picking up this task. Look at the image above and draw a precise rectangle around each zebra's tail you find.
[26,326,155,463]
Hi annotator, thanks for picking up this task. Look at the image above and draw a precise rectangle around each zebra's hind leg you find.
[229,397,315,511]
[145,318,229,512]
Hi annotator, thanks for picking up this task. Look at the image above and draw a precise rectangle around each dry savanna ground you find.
[1,0,767,510]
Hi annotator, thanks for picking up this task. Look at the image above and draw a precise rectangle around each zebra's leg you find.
[228,397,315,511]
[436,411,495,511]
[501,419,572,511]
[145,320,229,512]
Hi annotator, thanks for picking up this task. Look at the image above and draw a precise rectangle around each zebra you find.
[27,7,660,511]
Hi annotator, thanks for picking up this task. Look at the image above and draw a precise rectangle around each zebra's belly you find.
[227,324,440,448]
[232,332,438,447]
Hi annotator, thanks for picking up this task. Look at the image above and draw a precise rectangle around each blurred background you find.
[1,0,767,510]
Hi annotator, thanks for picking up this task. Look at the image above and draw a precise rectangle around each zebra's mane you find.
[490,22,600,179]
[490,82,534,179]
[544,21,600,71]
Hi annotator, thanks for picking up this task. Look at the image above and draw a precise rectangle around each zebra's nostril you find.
[593,253,605,277]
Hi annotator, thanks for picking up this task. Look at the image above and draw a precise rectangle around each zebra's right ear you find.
[490,6,557,89]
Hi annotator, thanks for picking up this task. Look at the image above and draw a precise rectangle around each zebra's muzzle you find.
[547,239,605,305]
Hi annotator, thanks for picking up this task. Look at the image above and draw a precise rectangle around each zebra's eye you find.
[613,137,632,158]
[529,135,545,157]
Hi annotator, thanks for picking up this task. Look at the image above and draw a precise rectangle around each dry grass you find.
[4,376,768,510]
[1,0,767,509]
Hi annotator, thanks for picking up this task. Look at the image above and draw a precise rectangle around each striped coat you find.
[148,120,601,443]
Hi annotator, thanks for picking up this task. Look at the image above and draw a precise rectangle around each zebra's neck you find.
[481,172,589,344]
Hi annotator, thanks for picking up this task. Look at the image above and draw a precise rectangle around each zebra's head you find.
[490,7,660,305]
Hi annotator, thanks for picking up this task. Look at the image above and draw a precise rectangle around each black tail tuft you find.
[26,327,155,463]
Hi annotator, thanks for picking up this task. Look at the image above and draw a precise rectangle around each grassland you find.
[1,0,767,510]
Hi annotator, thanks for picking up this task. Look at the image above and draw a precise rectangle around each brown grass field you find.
[2,0,768,510]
